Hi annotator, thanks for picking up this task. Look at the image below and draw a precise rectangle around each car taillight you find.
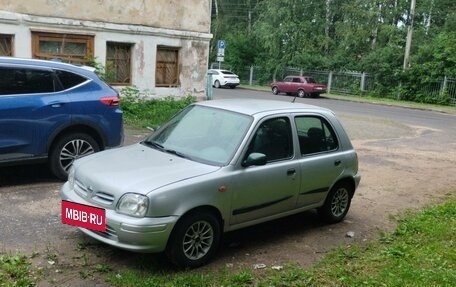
[100,96,120,106]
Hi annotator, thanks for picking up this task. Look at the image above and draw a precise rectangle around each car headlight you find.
[117,193,149,217]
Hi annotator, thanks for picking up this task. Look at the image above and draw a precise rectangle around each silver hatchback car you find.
[60,99,360,267]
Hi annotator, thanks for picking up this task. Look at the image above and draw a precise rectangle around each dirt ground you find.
[1,109,456,287]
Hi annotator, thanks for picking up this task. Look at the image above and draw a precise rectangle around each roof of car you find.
[0,56,97,77]
[195,98,333,116]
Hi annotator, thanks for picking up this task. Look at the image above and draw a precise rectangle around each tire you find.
[229,85,236,89]
[214,80,221,88]
[167,212,221,268]
[272,86,279,95]
[49,133,99,180]
[297,89,305,98]
[318,182,353,223]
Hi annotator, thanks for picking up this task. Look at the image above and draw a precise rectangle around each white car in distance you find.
[209,69,240,89]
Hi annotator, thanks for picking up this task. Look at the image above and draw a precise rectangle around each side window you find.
[55,70,87,90]
[284,77,292,82]
[293,77,301,83]
[246,117,293,162]
[295,116,338,155]
[0,67,55,95]
[0,67,16,95]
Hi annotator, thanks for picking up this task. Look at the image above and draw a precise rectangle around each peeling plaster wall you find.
[0,0,212,98]
[0,0,211,33]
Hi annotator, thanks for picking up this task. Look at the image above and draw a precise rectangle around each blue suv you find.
[0,57,124,180]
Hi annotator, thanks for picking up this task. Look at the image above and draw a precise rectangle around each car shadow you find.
[0,164,59,187]
[79,210,327,273]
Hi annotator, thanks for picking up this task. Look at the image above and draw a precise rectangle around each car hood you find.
[73,143,220,197]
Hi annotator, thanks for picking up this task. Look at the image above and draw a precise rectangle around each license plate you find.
[61,200,106,232]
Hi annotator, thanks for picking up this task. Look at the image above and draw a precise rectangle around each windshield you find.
[144,105,252,165]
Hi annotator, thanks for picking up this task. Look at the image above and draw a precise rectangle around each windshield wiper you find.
[164,148,188,159]
[142,140,164,150]
[143,140,188,159]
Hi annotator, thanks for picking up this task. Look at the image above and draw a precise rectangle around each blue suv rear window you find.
[55,70,87,90]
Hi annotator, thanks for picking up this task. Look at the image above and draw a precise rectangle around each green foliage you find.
[106,196,456,287]
[0,253,34,287]
[86,57,116,82]
[120,86,196,129]
[213,0,456,105]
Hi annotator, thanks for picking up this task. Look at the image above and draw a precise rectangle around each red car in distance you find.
[271,75,327,98]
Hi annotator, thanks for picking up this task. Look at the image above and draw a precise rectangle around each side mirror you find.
[242,153,267,167]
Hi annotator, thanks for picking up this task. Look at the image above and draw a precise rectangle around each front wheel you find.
[318,182,353,223]
[167,212,221,268]
[272,86,279,95]
[49,133,99,180]
[297,89,306,98]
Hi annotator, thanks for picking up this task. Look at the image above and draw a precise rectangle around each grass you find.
[101,196,455,286]
[0,253,34,287]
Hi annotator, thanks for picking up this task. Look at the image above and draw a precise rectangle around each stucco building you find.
[0,0,212,98]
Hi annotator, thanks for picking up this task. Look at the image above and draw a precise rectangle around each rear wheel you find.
[167,212,221,268]
[214,80,221,88]
[49,133,99,180]
[272,86,279,95]
[297,89,306,98]
[318,182,353,223]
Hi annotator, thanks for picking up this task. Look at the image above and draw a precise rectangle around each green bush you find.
[120,86,196,129]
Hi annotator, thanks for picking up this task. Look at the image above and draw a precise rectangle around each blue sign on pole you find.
[217,40,226,61]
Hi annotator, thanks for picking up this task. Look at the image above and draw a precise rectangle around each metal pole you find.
[327,71,333,94]
[206,72,214,100]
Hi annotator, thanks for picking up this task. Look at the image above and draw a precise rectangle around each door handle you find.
[49,101,64,108]
[287,168,296,176]
[334,160,342,166]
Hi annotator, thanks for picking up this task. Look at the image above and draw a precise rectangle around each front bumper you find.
[60,182,178,253]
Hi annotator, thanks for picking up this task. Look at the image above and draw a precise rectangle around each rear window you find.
[306,77,317,83]
[221,71,235,75]
[55,70,88,90]
[0,67,55,95]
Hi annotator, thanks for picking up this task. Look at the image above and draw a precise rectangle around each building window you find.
[32,32,94,64]
[0,34,13,56]
[106,42,132,85]
[156,47,179,87]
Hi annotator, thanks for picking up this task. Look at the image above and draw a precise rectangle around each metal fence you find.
[210,63,456,106]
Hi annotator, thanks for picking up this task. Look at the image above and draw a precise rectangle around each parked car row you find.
[206,70,328,99]
[2,57,358,268]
